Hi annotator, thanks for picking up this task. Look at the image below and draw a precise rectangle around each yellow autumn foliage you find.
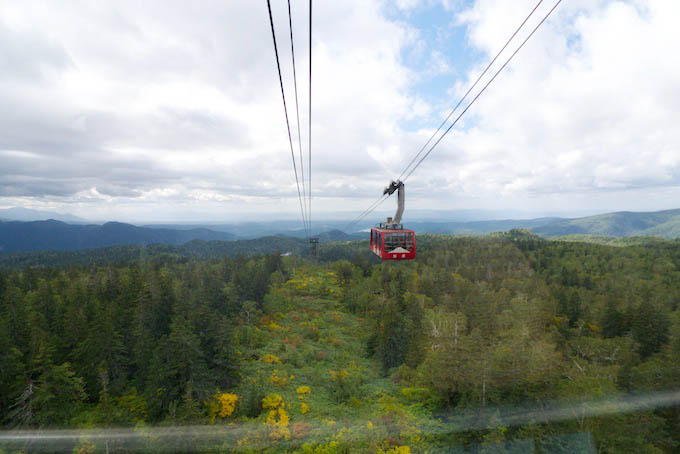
[378,446,411,454]
[264,396,291,441]
[296,385,311,397]
[270,369,288,387]
[301,441,339,454]
[262,393,284,409]
[208,392,238,423]
[300,401,309,414]
[261,353,282,364]
[218,393,238,418]
[328,369,349,381]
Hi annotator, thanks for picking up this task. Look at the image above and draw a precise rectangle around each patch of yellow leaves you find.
[296,385,311,397]
[328,369,349,381]
[262,393,283,409]
[270,369,288,387]
[262,393,290,441]
[209,392,238,423]
[378,446,410,454]
[261,353,282,364]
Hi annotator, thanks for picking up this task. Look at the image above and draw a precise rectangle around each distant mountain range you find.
[140,219,563,238]
[405,218,563,235]
[397,210,680,239]
[0,220,365,254]
[0,220,236,253]
[2,209,680,254]
[532,209,680,238]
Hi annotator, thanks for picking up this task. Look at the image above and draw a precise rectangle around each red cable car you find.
[370,180,416,260]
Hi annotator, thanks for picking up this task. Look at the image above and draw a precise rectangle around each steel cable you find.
[287,0,309,229]
[346,0,564,231]
[266,0,309,239]
[403,0,564,182]
[397,0,546,182]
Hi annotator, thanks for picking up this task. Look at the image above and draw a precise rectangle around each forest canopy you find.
[1,232,679,452]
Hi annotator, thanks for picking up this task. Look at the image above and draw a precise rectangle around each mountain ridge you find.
[3,208,680,254]
[531,208,680,237]
[0,219,237,252]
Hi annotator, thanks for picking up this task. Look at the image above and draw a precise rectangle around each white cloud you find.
[404,0,680,213]
[0,0,679,223]
[0,0,428,221]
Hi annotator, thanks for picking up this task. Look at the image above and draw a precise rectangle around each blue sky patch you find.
[386,1,484,131]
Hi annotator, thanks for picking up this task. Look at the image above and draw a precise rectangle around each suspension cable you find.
[344,193,388,232]
[266,0,309,239]
[346,0,564,231]
[287,0,308,228]
[403,0,563,182]
[308,0,313,238]
[397,0,545,182]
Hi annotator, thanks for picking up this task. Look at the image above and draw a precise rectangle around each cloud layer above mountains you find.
[0,0,677,222]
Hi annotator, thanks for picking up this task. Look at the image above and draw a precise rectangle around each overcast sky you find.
[1,0,678,223]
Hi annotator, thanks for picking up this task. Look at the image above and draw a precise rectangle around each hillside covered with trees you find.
[531,209,680,238]
[1,233,679,452]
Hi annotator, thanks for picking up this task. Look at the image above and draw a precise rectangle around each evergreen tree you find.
[631,303,670,359]
[33,362,87,426]
[601,299,629,338]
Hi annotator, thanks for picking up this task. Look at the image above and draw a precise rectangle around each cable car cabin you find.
[369,180,415,260]
[370,225,416,260]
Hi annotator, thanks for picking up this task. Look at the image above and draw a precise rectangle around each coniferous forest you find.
[1,232,679,453]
